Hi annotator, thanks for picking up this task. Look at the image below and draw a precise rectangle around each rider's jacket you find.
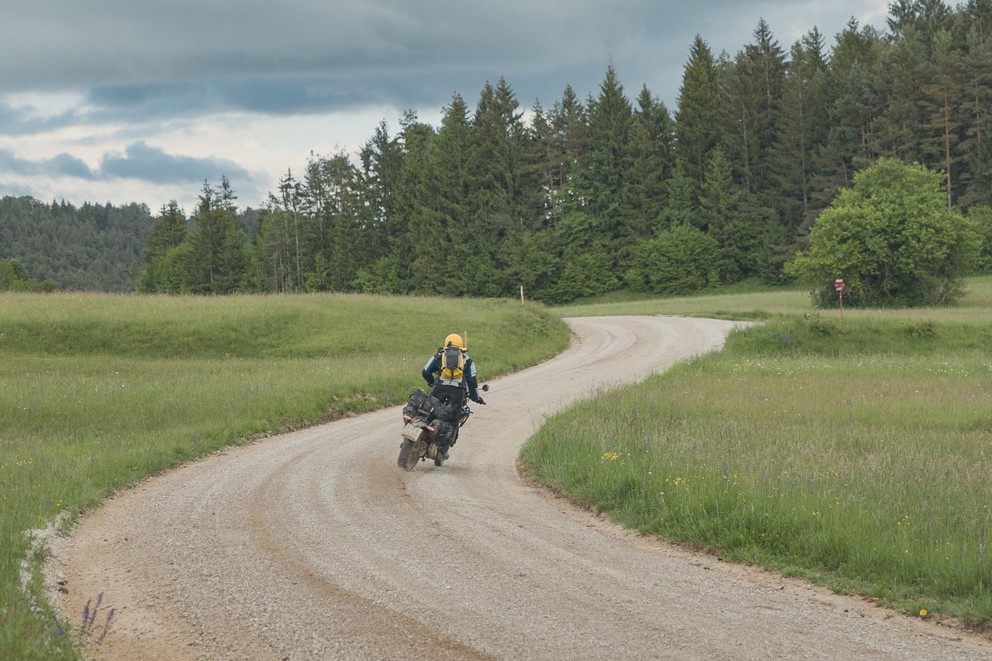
[422,351,480,403]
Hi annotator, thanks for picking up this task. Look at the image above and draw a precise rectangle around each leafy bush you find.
[787,159,980,308]
[625,224,719,295]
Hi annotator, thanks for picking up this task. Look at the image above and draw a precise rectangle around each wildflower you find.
[919,609,928,617]
[602,452,620,461]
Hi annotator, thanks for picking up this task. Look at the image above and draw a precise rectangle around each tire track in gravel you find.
[47,316,992,660]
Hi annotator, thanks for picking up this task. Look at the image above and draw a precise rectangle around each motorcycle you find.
[397,384,488,470]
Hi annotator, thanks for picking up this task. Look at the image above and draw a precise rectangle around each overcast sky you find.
[0,1,891,215]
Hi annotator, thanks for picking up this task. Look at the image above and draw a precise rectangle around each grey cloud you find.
[85,76,430,120]
[0,143,249,186]
[0,180,33,197]
[0,1,658,88]
[83,69,533,121]
[0,149,95,179]
[0,1,889,123]
[0,1,770,117]
[49,153,97,179]
[0,99,85,137]
[0,149,35,175]
[99,142,250,184]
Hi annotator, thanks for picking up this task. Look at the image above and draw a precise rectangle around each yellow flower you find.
[919,609,928,617]
[602,452,620,461]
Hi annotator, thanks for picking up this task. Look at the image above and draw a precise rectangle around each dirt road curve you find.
[48,316,992,660]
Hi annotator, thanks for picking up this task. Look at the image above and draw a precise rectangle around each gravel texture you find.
[46,316,992,660]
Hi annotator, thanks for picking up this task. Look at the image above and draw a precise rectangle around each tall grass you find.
[0,292,570,660]
[524,276,992,625]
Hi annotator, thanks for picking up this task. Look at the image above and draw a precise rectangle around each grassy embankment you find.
[524,275,992,628]
[0,293,570,660]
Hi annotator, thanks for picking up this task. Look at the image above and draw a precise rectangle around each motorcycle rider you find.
[421,333,485,459]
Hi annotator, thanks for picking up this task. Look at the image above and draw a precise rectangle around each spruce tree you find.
[957,6,992,206]
[553,65,634,297]
[544,85,588,230]
[772,30,830,236]
[394,113,442,294]
[627,85,673,236]
[468,78,534,297]
[723,20,786,196]
[675,36,723,186]
[189,177,247,294]
[808,20,886,229]
[698,149,744,283]
[138,200,187,293]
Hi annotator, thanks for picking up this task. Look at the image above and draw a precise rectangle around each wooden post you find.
[834,279,845,331]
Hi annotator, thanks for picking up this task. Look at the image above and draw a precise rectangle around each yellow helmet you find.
[444,333,465,349]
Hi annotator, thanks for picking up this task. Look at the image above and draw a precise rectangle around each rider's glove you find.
[475,397,486,405]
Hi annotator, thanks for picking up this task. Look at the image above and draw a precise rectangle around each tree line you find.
[7,2,992,300]
[0,196,153,292]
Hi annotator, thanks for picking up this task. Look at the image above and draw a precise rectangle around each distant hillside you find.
[0,195,154,291]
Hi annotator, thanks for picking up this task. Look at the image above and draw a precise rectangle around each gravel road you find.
[47,316,992,659]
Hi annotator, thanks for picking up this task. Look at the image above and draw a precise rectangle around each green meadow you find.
[0,293,569,659]
[3,278,991,658]
[523,275,992,628]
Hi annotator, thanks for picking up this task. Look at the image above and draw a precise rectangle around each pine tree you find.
[723,20,786,196]
[357,120,404,257]
[431,92,475,293]
[887,0,953,38]
[394,112,442,295]
[698,149,744,283]
[468,78,535,297]
[627,85,673,236]
[808,20,886,230]
[920,28,965,207]
[137,201,187,292]
[676,36,724,186]
[189,177,247,294]
[352,122,406,294]
[552,64,636,294]
[659,159,699,231]
[957,3,992,205]
[771,30,830,236]
[579,63,635,239]
[876,29,930,161]
[317,153,363,291]
[543,85,587,230]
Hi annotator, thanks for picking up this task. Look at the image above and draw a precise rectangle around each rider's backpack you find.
[439,345,465,382]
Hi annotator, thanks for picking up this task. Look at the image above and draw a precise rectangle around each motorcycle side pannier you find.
[433,419,456,446]
[403,390,441,420]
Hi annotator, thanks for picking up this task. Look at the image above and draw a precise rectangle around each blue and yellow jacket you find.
[422,350,481,402]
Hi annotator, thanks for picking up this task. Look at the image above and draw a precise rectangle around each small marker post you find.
[834,279,845,330]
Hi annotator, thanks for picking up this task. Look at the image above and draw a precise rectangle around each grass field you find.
[0,293,570,660]
[523,275,992,627]
[4,277,991,657]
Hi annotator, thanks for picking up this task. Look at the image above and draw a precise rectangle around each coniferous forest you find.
[3,3,992,301]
